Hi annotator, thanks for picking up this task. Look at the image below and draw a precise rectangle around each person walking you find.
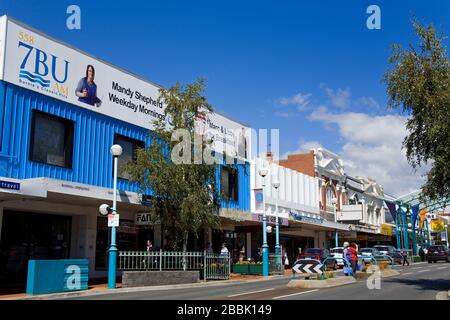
[343,242,351,276]
[146,240,153,252]
[402,249,410,266]
[220,243,229,255]
[349,242,359,275]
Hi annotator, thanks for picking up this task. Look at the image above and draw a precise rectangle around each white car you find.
[330,247,345,267]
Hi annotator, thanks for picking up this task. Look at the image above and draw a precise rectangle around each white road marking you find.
[401,272,413,276]
[411,267,423,270]
[227,288,275,297]
[272,289,319,300]
[417,270,428,273]
[436,267,447,270]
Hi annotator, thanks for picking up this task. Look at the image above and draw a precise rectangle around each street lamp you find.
[258,165,269,277]
[331,196,338,248]
[272,180,280,258]
[101,144,122,289]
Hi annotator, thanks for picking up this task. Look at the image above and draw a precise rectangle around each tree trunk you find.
[182,230,189,271]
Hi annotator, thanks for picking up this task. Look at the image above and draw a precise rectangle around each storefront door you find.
[0,210,71,290]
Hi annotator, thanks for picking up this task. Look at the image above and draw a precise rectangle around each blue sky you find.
[1,0,449,195]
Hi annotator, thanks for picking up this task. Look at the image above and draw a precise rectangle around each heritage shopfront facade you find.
[0,16,251,288]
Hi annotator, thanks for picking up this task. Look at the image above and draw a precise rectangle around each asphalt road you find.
[67,261,450,300]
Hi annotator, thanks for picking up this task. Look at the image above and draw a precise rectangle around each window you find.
[29,111,74,168]
[114,134,144,180]
[220,166,239,201]
[325,187,335,206]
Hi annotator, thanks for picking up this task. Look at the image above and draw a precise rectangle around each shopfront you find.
[0,210,71,289]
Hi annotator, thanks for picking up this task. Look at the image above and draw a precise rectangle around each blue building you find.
[0,16,250,288]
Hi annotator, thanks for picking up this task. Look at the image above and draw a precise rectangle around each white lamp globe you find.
[272,181,280,189]
[99,203,110,216]
[259,167,269,177]
[266,225,273,233]
[110,144,123,157]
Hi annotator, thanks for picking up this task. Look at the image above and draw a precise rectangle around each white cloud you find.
[278,93,312,111]
[274,111,290,118]
[320,84,351,108]
[306,107,427,196]
[356,96,380,110]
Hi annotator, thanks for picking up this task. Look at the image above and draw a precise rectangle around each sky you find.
[1,0,449,197]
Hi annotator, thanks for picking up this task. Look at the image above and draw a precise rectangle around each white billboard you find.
[0,16,249,159]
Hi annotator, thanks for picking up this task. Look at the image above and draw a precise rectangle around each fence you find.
[269,253,283,275]
[118,250,231,280]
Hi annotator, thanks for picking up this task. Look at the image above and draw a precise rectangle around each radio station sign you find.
[289,212,323,225]
[0,16,249,158]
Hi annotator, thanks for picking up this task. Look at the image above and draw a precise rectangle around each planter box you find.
[232,264,263,275]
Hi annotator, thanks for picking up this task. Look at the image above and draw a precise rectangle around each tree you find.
[384,20,450,206]
[125,79,221,252]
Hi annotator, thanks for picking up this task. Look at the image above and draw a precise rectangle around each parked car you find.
[358,248,381,263]
[297,248,338,270]
[330,247,345,267]
[373,245,402,264]
[427,245,450,263]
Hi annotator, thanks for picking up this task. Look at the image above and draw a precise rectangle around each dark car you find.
[427,245,450,263]
[297,248,338,270]
[373,245,403,264]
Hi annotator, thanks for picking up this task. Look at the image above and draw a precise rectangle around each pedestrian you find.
[419,246,425,262]
[206,242,214,254]
[342,241,351,276]
[349,242,359,275]
[146,240,153,252]
[220,242,229,255]
[402,249,410,266]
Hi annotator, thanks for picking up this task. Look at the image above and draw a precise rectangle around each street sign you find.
[108,214,119,227]
[292,259,323,274]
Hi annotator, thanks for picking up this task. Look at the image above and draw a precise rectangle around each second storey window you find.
[221,166,239,201]
[29,110,74,168]
[114,134,144,180]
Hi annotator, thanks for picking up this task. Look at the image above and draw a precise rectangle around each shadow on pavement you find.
[385,277,450,292]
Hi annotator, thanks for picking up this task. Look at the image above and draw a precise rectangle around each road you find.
[66,261,450,300]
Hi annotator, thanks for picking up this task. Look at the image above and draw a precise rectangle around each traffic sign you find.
[292,259,323,274]
[108,214,120,227]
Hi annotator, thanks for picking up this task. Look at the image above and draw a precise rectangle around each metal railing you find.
[118,250,231,280]
[268,253,283,275]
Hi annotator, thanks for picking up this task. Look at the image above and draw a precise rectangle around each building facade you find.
[0,16,251,289]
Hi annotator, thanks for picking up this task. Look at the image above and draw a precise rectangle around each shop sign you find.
[431,220,446,233]
[254,189,264,214]
[107,214,119,227]
[220,209,252,222]
[135,212,160,226]
[327,231,357,239]
[252,213,289,226]
[289,212,323,225]
[380,224,393,236]
[0,180,20,191]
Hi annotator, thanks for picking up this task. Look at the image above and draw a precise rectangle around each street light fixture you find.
[258,165,269,277]
[331,196,338,248]
[272,180,280,259]
[102,144,122,289]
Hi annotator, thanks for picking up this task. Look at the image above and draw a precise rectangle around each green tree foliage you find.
[384,20,450,206]
[125,79,221,251]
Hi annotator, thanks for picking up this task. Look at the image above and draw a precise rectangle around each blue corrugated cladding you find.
[0,81,250,211]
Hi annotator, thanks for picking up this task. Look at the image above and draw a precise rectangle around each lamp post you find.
[272,180,280,257]
[258,165,269,277]
[99,144,122,289]
[331,197,338,248]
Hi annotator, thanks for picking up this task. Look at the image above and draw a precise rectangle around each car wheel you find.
[428,260,432,264]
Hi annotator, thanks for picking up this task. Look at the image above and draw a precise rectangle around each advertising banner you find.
[0,17,249,157]
[431,220,446,233]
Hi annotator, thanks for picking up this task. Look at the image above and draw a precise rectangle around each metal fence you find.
[269,253,283,275]
[118,250,230,280]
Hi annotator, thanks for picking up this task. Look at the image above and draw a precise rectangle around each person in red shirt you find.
[349,242,359,275]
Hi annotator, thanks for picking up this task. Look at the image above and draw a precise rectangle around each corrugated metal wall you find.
[0,81,250,211]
